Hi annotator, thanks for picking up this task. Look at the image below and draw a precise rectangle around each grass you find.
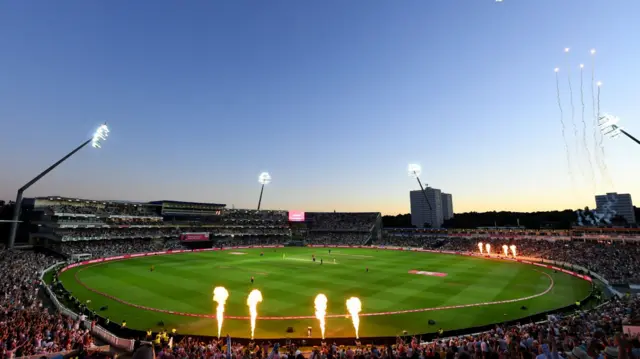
[58,247,592,339]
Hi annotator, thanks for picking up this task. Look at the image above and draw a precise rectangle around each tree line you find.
[382,207,640,229]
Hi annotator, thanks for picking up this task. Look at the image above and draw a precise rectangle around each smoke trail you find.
[555,69,573,183]
[590,49,605,180]
[565,49,583,180]
[580,64,595,188]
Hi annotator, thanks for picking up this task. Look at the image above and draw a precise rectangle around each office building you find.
[441,193,454,220]
[595,192,635,224]
[410,188,444,228]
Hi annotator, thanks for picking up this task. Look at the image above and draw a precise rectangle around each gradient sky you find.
[1,1,639,215]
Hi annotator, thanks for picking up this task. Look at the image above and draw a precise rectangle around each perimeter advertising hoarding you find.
[288,211,305,222]
[180,233,210,242]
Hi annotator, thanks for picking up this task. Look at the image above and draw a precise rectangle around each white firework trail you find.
[579,64,595,189]
[565,48,584,179]
[555,68,574,184]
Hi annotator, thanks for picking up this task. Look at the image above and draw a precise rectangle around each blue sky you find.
[1,0,639,215]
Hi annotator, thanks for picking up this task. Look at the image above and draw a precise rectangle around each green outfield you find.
[58,247,592,339]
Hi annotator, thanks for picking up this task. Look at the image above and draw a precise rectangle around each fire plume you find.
[314,294,328,339]
[510,245,517,257]
[213,287,229,339]
[246,289,263,339]
[478,242,484,254]
[502,245,508,257]
[346,297,362,339]
[485,243,491,254]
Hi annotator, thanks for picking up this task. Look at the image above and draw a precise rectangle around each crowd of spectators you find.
[131,292,640,359]
[374,235,640,284]
[57,227,181,241]
[48,202,160,218]
[1,231,639,359]
[306,232,369,246]
[308,213,378,231]
[223,210,289,225]
[216,236,290,247]
[0,249,96,357]
[60,238,184,257]
[211,226,291,237]
[55,225,291,242]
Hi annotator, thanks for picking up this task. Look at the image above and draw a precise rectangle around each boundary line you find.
[72,263,555,321]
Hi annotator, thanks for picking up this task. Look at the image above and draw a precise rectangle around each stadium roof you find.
[148,200,226,207]
[33,196,158,206]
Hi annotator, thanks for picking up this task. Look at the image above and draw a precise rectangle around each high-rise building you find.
[595,192,636,224]
[441,193,453,221]
[410,188,443,228]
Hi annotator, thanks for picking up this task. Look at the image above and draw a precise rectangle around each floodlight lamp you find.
[258,172,271,185]
[92,124,110,149]
[598,114,623,139]
[598,114,619,129]
[408,164,421,178]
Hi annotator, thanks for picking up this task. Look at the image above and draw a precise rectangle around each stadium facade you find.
[22,196,383,252]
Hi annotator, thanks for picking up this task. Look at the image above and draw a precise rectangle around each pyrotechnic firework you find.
[346,297,362,339]
[555,67,573,183]
[510,245,517,257]
[478,242,484,254]
[213,287,229,338]
[247,289,263,339]
[502,245,508,257]
[579,63,595,188]
[314,294,328,339]
[485,243,491,255]
[564,49,581,173]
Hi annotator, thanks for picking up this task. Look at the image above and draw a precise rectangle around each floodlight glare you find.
[258,172,271,185]
[597,114,640,146]
[598,114,619,129]
[407,163,432,210]
[408,164,421,178]
[9,122,112,248]
[599,115,623,139]
[257,172,271,210]
[92,124,110,148]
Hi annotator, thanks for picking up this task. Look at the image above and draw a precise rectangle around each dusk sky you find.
[1,1,639,215]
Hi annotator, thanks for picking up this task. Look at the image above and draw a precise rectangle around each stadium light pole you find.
[8,124,110,248]
[599,114,640,146]
[408,164,432,210]
[257,172,271,211]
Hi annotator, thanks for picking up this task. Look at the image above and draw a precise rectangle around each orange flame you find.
[346,297,362,339]
[247,289,263,339]
[213,287,229,339]
[314,294,328,339]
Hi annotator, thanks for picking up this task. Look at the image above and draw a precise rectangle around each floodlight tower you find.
[8,124,110,248]
[407,164,432,210]
[257,172,271,210]
[599,114,640,146]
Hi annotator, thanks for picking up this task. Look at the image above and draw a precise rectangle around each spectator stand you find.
[40,262,135,353]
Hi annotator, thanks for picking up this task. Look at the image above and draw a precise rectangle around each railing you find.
[40,263,135,352]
